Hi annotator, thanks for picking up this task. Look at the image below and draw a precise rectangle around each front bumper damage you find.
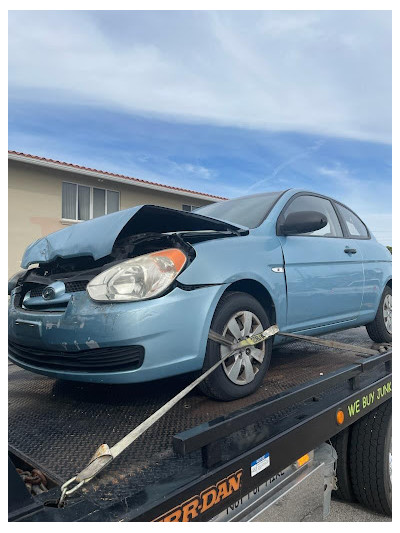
[8,284,225,383]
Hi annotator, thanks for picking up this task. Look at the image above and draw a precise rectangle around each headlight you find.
[87,248,187,302]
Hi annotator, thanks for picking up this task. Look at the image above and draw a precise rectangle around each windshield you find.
[195,191,285,229]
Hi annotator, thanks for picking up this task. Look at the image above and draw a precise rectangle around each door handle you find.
[344,248,357,254]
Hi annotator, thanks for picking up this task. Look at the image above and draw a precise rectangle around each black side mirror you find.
[280,211,328,236]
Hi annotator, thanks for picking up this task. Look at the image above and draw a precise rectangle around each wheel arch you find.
[222,278,277,325]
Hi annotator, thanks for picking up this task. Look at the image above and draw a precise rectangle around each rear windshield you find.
[195,191,284,229]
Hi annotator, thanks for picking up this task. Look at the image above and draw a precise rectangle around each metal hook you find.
[58,476,85,507]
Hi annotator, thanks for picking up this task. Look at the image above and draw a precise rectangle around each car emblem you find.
[42,286,56,300]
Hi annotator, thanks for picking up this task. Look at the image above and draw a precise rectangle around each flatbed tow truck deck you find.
[8,327,392,522]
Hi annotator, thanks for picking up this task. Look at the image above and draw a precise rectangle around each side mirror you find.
[280,211,328,236]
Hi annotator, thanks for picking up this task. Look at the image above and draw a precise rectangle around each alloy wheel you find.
[383,294,392,334]
[220,310,265,386]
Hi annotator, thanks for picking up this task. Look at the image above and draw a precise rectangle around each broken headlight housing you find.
[8,270,26,295]
[87,248,187,302]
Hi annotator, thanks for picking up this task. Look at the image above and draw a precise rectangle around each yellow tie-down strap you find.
[208,325,279,350]
[235,327,279,348]
[58,324,280,506]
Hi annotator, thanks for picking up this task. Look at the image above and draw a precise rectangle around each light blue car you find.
[8,189,392,400]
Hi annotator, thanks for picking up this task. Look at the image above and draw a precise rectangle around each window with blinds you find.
[62,182,120,221]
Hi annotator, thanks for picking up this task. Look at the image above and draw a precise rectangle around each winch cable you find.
[58,325,279,506]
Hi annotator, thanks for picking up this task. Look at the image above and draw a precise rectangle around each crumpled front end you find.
[14,231,196,312]
[8,204,245,383]
[21,203,246,268]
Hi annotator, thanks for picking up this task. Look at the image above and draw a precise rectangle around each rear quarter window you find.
[335,203,369,238]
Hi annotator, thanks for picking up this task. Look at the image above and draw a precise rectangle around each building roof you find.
[8,150,227,202]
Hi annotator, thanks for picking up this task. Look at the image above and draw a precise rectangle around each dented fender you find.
[177,234,287,328]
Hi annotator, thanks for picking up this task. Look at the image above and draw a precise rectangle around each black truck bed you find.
[8,327,389,521]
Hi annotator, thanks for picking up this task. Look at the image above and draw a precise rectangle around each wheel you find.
[330,427,356,502]
[198,291,272,401]
[349,400,392,515]
[366,285,392,343]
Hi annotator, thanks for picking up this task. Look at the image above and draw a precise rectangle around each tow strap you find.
[276,332,385,357]
[58,325,388,506]
[58,325,279,506]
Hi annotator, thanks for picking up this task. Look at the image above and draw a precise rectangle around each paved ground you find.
[326,499,391,522]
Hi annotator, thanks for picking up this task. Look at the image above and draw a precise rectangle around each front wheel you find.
[198,291,272,401]
[366,285,392,344]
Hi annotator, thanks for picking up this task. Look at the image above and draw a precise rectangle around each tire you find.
[330,427,356,502]
[366,285,392,344]
[198,291,272,401]
[349,400,392,515]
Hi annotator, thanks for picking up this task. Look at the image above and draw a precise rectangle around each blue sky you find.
[8,10,392,244]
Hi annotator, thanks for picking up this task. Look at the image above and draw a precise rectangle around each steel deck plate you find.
[9,327,378,507]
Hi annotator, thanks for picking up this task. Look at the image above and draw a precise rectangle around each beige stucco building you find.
[8,151,225,277]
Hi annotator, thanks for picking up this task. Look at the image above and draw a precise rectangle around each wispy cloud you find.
[9,10,391,143]
[171,162,216,181]
[8,11,392,244]
[316,162,370,193]
[247,139,325,191]
[314,163,392,244]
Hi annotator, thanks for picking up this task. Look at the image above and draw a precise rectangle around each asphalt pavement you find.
[325,499,391,522]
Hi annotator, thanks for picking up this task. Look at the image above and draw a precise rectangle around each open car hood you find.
[21,205,247,268]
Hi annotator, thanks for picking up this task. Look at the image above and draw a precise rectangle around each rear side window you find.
[283,195,343,237]
[335,203,369,238]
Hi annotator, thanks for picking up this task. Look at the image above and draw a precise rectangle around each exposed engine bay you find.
[11,205,248,310]
[14,229,244,309]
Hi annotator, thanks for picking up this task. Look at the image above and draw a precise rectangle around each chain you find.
[17,468,48,495]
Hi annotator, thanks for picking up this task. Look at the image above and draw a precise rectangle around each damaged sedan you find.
[8,189,392,400]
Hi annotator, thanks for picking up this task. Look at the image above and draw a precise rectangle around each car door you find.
[334,201,390,322]
[277,193,364,331]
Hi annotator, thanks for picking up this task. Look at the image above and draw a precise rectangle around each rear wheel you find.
[349,401,392,515]
[366,285,392,343]
[198,292,272,401]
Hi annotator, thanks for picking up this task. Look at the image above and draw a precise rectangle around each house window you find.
[62,182,120,221]
[182,204,200,212]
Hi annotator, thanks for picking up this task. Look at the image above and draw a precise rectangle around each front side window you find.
[335,203,369,238]
[283,195,343,237]
[62,182,120,221]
